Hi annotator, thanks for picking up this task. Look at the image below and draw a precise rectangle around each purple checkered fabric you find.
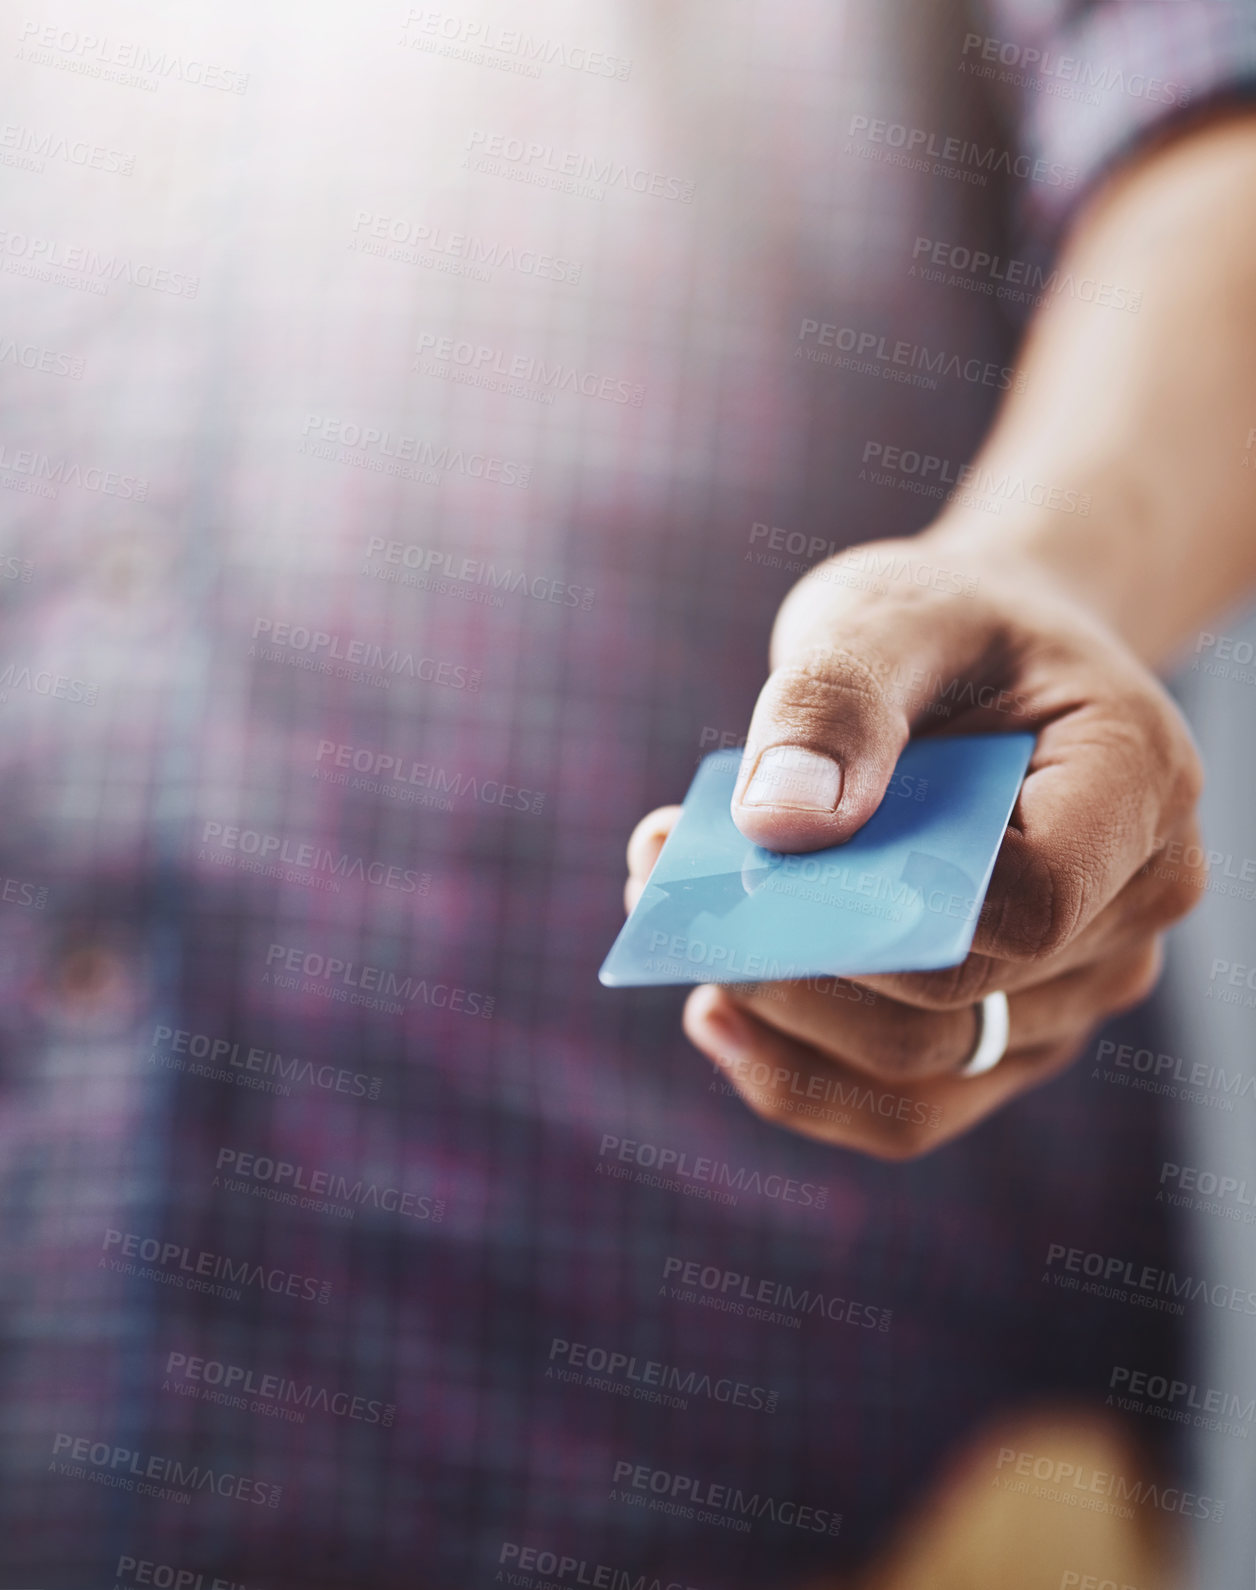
[1,2,1255,1586]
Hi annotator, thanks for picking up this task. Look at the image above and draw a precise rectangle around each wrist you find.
[916,466,1159,658]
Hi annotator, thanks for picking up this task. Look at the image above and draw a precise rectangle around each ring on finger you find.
[958,991,1010,1078]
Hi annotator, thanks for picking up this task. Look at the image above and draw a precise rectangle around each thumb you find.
[730,648,909,851]
[730,580,972,851]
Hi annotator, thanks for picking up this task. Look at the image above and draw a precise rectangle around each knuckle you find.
[1141,689,1204,813]
[842,1009,904,1074]
[894,955,1001,1012]
[1146,859,1208,925]
[790,643,888,699]
[1108,944,1164,1013]
[1118,684,1204,830]
[868,1017,949,1077]
[1172,869,1208,921]
[764,649,888,732]
[1172,736,1205,814]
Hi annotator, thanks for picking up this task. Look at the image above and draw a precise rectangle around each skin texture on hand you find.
[624,551,1207,1159]
[624,114,1256,1158]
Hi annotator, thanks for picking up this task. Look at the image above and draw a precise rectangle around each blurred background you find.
[0,1,1254,1585]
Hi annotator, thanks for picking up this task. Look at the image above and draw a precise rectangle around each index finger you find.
[856,692,1201,1008]
[972,690,1199,962]
[626,805,682,881]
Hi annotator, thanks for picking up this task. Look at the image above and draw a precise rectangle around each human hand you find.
[625,538,1207,1158]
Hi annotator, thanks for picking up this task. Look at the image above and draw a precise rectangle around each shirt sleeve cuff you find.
[1008,4,1256,253]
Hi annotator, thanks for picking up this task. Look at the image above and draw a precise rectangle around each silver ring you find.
[958,991,1010,1078]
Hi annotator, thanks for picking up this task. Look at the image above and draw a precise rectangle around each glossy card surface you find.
[600,733,1036,987]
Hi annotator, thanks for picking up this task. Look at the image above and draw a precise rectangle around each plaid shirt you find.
[2,2,1256,1586]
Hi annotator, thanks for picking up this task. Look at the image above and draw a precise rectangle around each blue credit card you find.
[599,733,1035,987]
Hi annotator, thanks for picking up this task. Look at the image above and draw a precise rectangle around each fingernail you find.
[741,746,842,812]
